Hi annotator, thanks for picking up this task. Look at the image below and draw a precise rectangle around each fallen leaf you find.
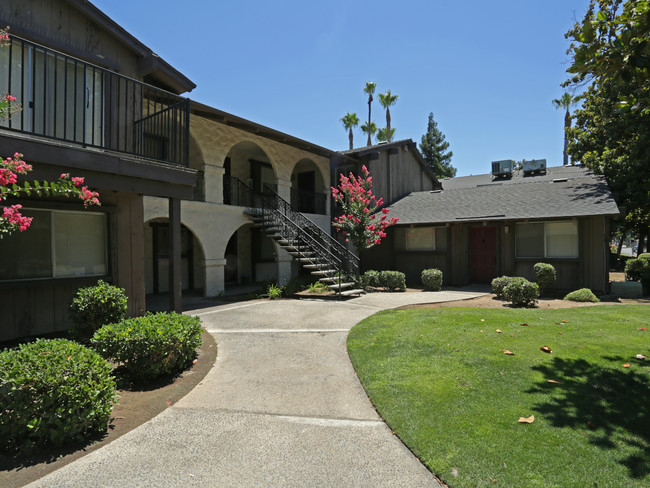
[490,478,497,483]
[562,320,569,323]
[540,345,552,353]
[521,323,529,326]
[496,329,502,333]
[193,359,198,364]
[623,363,630,368]
[639,327,648,331]
[636,354,647,360]
[499,371,504,375]
[503,349,515,355]
[547,379,562,384]
[518,415,535,423]
[509,334,516,337]
[481,319,485,322]
[587,421,597,429]
[558,332,563,335]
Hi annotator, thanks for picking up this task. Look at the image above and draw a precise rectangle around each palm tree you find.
[340,112,360,150]
[552,93,577,165]
[376,127,395,142]
[363,82,377,146]
[360,121,377,145]
[378,90,398,143]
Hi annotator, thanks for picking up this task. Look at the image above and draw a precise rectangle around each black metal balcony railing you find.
[0,35,189,166]
[290,188,327,215]
[223,176,256,207]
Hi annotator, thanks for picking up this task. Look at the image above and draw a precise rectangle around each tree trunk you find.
[564,110,571,165]
[386,108,392,143]
[348,128,353,150]
[367,96,373,146]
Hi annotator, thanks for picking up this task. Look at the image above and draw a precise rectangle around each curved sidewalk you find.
[28,290,485,488]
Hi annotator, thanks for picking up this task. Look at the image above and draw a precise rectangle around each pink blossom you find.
[71,176,84,187]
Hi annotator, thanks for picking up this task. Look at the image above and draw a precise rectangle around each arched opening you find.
[223,141,276,206]
[291,158,327,214]
[144,219,206,298]
[224,223,278,291]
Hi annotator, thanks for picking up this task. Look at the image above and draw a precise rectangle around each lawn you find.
[347,306,650,488]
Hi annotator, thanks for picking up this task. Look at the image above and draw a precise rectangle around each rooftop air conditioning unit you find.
[522,158,547,175]
[491,160,514,178]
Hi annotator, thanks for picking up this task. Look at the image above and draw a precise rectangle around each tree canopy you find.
[419,112,456,178]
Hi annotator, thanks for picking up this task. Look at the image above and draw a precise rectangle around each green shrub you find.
[69,280,128,332]
[491,276,525,299]
[421,268,443,291]
[0,339,116,451]
[379,271,406,291]
[308,282,329,294]
[266,283,284,299]
[564,288,600,302]
[360,270,381,289]
[534,262,556,295]
[625,257,650,287]
[503,278,539,307]
[91,312,203,382]
[639,252,650,261]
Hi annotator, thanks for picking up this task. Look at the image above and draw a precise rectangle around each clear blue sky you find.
[93,0,589,176]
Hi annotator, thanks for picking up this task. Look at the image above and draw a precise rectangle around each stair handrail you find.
[261,184,359,278]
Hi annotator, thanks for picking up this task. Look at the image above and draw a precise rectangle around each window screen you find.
[406,227,435,250]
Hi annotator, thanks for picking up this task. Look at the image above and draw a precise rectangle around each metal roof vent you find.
[522,158,547,175]
[491,160,514,178]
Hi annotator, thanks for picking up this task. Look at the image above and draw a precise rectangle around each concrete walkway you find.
[28,290,485,488]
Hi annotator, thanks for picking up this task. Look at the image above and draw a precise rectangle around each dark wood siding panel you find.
[395,253,448,286]
[450,224,470,285]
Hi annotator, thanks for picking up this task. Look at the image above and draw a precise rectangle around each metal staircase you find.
[245,184,363,297]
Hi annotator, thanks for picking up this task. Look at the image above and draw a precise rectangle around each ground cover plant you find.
[347,306,650,487]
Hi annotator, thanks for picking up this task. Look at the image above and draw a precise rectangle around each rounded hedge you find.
[360,270,381,289]
[69,280,128,332]
[491,276,526,299]
[421,268,443,291]
[91,312,203,381]
[379,270,406,291]
[564,288,600,302]
[0,339,116,451]
[503,278,539,307]
[534,262,556,294]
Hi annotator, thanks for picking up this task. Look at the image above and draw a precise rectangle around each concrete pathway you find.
[28,290,485,488]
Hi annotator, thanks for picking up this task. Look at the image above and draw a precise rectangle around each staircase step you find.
[287,251,315,257]
[311,269,337,276]
[327,282,356,290]
[339,288,365,297]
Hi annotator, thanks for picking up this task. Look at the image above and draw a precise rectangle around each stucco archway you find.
[223,141,277,206]
[290,158,328,214]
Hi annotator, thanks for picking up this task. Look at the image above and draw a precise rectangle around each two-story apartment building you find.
[0,0,197,341]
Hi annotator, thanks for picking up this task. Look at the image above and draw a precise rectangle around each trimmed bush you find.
[360,270,381,289]
[0,339,116,451]
[379,271,406,291]
[503,278,539,307]
[639,253,650,261]
[534,262,556,295]
[491,276,525,299]
[564,288,600,302]
[69,280,128,332]
[625,258,650,292]
[91,312,203,381]
[421,268,443,291]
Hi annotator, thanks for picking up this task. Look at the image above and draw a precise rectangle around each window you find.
[396,226,447,251]
[516,220,578,258]
[0,209,107,281]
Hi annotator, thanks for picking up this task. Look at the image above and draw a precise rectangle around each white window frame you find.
[515,220,579,258]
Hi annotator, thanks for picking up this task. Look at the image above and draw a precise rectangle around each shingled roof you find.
[387,165,620,225]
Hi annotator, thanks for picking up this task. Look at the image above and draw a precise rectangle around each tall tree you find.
[419,112,456,178]
[360,121,377,145]
[378,90,398,143]
[552,93,577,166]
[565,0,650,246]
[340,112,360,150]
[376,127,395,142]
[363,82,377,146]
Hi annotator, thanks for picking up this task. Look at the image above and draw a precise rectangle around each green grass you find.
[347,306,650,488]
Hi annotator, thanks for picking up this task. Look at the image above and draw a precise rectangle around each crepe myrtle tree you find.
[331,165,398,251]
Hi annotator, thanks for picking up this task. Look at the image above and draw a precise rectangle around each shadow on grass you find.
[528,356,649,478]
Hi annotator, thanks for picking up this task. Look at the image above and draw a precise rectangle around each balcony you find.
[0,35,190,167]
[290,187,327,215]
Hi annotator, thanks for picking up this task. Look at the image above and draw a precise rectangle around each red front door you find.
[471,226,497,283]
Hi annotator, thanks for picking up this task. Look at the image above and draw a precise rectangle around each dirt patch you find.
[401,293,650,310]
[0,329,217,488]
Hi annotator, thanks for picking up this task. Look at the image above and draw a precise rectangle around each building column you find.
[204,258,227,297]
[276,177,292,203]
[203,163,226,204]
[169,198,182,313]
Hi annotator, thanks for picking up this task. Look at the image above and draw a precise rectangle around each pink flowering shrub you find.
[331,165,398,250]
